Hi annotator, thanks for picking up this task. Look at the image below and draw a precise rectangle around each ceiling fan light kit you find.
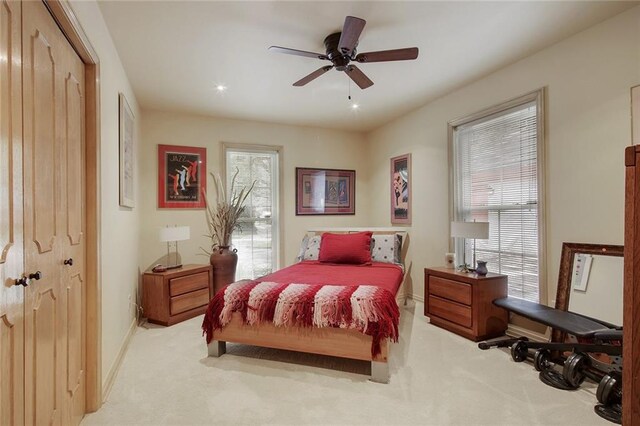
[269,16,419,90]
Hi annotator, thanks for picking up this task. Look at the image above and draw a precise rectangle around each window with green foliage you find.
[225,147,279,280]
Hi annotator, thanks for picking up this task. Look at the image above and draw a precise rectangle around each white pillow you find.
[371,234,403,265]
[296,235,322,262]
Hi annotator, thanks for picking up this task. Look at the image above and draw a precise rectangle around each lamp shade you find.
[450,221,489,240]
[159,226,190,242]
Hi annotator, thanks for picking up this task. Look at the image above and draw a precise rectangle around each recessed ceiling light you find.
[216,84,227,92]
[351,103,359,110]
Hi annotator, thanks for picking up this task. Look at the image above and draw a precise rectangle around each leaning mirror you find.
[552,242,624,343]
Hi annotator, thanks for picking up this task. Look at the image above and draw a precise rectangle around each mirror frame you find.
[552,242,624,343]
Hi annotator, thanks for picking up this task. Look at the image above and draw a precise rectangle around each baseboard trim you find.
[506,323,547,342]
[102,318,137,402]
[409,294,424,303]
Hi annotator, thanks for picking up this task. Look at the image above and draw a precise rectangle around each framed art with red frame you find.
[158,144,206,209]
[296,167,355,215]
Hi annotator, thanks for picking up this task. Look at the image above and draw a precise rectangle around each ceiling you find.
[98,1,637,132]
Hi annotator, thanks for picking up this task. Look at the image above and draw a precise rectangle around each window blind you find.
[454,100,540,302]
[226,149,278,280]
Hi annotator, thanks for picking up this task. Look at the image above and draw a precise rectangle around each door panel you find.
[0,0,16,264]
[23,2,63,423]
[66,274,83,406]
[32,289,59,425]
[65,73,83,246]
[23,1,86,425]
[0,1,23,425]
[31,28,57,254]
[62,32,86,426]
[0,315,18,426]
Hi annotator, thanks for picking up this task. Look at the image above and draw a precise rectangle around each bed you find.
[202,228,409,383]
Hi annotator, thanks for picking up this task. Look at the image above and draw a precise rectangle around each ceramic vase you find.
[210,246,238,293]
[475,260,488,276]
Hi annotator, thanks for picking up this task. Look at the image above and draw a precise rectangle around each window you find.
[450,90,545,302]
[225,146,280,280]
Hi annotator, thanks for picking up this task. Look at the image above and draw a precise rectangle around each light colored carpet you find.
[83,301,608,426]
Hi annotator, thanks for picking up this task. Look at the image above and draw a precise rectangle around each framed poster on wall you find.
[295,167,355,215]
[157,144,206,209]
[391,153,411,224]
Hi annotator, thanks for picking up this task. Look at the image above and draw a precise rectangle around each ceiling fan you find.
[269,16,419,90]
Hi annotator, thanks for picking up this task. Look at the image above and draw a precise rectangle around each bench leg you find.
[478,336,521,350]
[208,340,226,357]
[370,361,389,384]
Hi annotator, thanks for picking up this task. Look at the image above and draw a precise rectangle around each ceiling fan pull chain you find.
[348,79,351,100]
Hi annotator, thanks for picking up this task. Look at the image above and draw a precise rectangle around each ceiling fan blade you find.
[345,65,373,89]
[269,46,328,60]
[338,16,366,56]
[355,47,419,63]
[293,66,334,86]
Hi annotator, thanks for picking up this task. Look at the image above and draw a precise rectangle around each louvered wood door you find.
[22,1,86,424]
[0,1,24,425]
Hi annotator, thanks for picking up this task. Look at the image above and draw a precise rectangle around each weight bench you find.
[478,297,623,423]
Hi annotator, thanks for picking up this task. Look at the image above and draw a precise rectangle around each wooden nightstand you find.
[424,267,508,341]
[142,264,213,326]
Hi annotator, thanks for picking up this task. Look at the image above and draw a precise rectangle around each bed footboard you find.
[205,312,390,382]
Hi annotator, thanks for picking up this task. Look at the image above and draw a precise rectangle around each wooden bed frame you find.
[206,228,409,383]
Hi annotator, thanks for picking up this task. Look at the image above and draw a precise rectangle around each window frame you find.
[447,88,547,302]
[221,142,284,272]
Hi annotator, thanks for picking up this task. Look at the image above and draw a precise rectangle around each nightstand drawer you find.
[170,272,209,296]
[429,276,472,305]
[170,288,210,315]
[428,295,472,328]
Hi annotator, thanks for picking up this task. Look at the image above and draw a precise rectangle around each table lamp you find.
[450,221,489,272]
[159,225,190,270]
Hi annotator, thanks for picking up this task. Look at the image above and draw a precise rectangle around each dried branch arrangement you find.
[202,168,255,256]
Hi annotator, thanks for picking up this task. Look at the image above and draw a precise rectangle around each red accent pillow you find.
[318,232,373,265]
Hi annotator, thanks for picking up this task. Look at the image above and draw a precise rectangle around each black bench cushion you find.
[592,329,623,341]
[494,297,612,338]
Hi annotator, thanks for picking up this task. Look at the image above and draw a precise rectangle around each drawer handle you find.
[64,258,73,266]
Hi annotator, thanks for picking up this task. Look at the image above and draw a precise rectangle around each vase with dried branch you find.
[202,169,255,293]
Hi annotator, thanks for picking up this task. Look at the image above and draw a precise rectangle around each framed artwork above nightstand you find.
[424,267,508,341]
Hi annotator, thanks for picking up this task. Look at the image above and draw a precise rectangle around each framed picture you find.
[119,93,135,208]
[157,144,206,209]
[391,153,411,224]
[296,167,355,215]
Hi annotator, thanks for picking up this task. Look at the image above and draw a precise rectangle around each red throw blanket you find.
[202,280,400,357]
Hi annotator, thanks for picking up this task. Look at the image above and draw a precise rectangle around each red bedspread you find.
[258,261,404,295]
[202,261,404,356]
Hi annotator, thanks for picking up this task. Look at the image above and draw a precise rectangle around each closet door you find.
[61,24,86,426]
[22,1,86,424]
[0,1,24,425]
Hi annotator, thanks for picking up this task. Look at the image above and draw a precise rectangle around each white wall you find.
[366,6,640,304]
[139,110,368,274]
[69,0,141,388]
